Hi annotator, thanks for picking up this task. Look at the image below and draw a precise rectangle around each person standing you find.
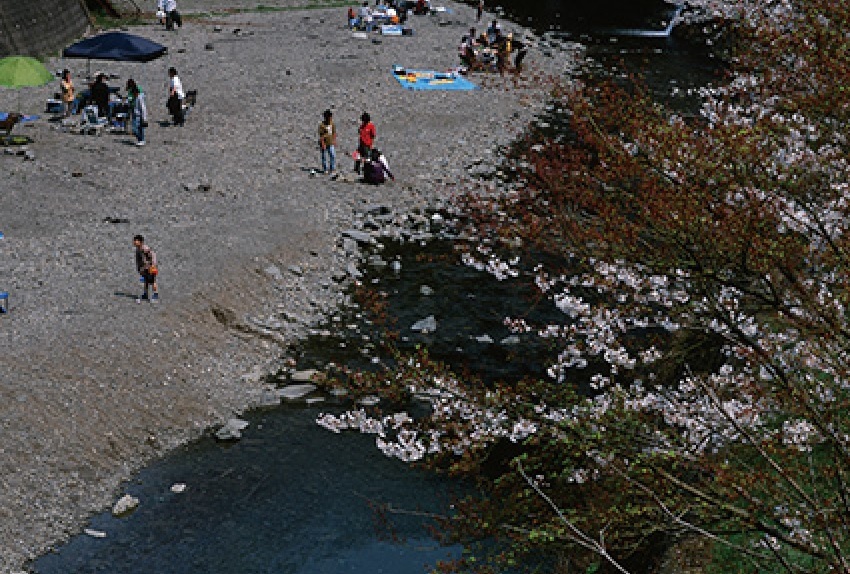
[127,79,148,146]
[476,0,484,23]
[90,73,110,118]
[355,112,376,174]
[60,69,75,117]
[166,67,185,126]
[318,109,337,174]
[133,234,159,303]
[158,0,182,30]
[358,1,372,31]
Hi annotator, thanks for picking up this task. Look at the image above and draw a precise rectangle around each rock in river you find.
[215,418,250,441]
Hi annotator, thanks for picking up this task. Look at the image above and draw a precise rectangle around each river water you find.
[32,2,720,573]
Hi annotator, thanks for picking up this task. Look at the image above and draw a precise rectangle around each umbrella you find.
[63,32,167,64]
[63,32,167,81]
[0,56,54,112]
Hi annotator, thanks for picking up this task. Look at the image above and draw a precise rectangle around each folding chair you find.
[80,105,109,135]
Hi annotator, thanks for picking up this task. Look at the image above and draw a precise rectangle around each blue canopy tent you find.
[63,32,167,77]
[63,32,167,62]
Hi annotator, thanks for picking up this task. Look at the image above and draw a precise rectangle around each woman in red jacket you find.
[355,112,376,174]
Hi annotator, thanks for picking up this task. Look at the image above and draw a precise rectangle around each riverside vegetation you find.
[314,1,850,572]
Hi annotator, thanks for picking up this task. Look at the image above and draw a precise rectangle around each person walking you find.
[127,79,148,146]
[355,112,376,174]
[158,0,182,30]
[166,67,185,126]
[60,69,75,117]
[318,109,337,174]
[133,234,159,303]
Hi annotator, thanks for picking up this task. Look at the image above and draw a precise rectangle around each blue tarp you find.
[392,69,478,91]
[63,32,167,62]
[0,112,38,122]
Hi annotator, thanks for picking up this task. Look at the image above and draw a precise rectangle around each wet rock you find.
[359,395,380,406]
[111,494,139,517]
[215,418,250,441]
[411,315,437,333]
[291,369,318,382]
[341,229,374,245]
[278,383,317,400]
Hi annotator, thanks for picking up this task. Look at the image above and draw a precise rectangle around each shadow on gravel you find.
[113,291,140,299]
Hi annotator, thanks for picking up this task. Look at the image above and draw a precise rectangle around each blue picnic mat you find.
[0,112,39,122]
[392,69,477,91]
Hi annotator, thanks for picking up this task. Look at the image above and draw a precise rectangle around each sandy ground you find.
[0,1,578,570]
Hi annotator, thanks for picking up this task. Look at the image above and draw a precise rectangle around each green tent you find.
[0,56,53,88]
[0,56,54,113]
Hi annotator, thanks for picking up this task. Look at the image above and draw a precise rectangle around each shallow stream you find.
[32,2,723,572]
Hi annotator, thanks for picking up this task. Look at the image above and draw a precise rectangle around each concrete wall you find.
[0,0,90,58]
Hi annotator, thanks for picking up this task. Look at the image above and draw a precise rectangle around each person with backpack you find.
[133,234,160,303]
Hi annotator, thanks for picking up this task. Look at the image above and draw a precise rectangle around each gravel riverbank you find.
[0,2,579,570]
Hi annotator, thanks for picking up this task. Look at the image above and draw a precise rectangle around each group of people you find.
[348,0,407,31]
[459,19,527,75]
[317,110,393,185]
[56,67,187,146]
[60,69,120,119]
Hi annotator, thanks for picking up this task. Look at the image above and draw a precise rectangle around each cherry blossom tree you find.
[318,0,850,571]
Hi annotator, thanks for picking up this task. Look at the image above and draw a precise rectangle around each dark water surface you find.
[34,407,461,574]
[33,2,721,573]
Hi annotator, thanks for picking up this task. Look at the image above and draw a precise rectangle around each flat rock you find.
[291,369,318,382]
[411,315,437,333]
[341,229,374,245]
[215,418,250,441]
[278,383,317,400]
[111,494,139,517]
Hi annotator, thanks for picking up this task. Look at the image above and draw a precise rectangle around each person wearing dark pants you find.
[158,0,182,30]
[166,67,185,126]
[355,112,376,175]
[133,235,159,303]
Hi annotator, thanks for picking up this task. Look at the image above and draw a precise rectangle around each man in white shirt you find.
[167,67,185,126]
[157,0,181,30]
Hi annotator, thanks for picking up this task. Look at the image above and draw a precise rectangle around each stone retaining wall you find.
[0,0,90,58]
